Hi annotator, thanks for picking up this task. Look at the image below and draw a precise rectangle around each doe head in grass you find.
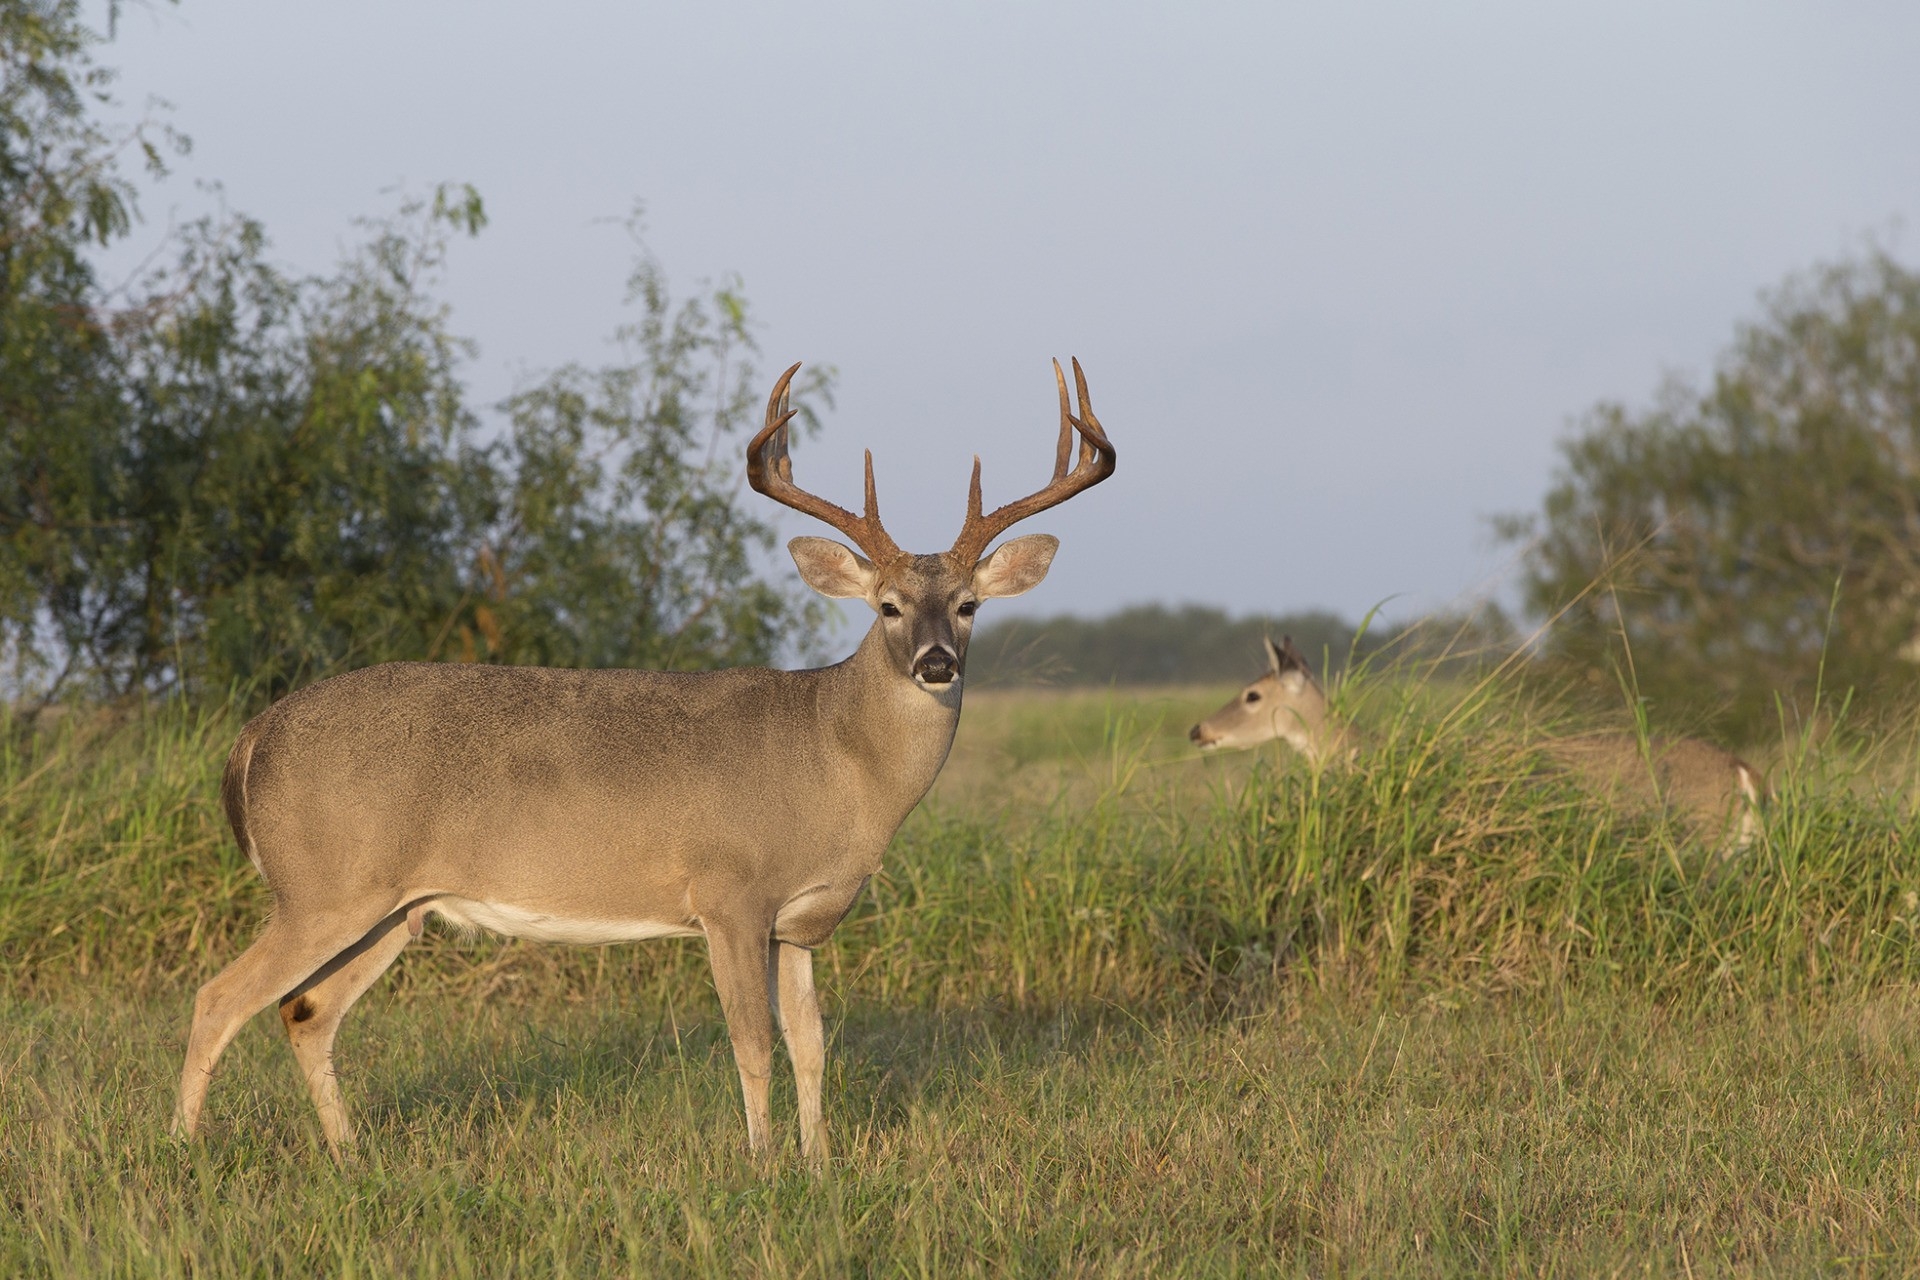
[1189,635,1356,766]
[171,358,1115,1165]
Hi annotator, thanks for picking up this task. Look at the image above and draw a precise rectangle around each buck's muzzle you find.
[913,647,958,684]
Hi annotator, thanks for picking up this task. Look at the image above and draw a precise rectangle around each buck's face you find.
[789,535,1059,690]
[1190,637,1330,755]
[751,357,1112,694]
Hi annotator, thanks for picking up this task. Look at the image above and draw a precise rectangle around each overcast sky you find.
[96,1,1920,632]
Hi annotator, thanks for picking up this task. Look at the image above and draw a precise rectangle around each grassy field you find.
[5,680,1920,1275]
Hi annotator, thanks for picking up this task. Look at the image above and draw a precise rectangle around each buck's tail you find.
[220,722,264,876]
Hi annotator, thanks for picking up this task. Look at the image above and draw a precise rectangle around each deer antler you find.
[948,358,1117,564]
[747,363,905,566]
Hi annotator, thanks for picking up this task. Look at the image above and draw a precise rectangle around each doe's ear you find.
[972,534,1059,600]
[1262,635,1285,675]
[789,537,875,600]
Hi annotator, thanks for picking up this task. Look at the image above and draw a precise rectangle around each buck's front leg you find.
[773,941,828,1163]
[705,918,775,1154]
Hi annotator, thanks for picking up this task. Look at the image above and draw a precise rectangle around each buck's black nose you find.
[913,647,958,684]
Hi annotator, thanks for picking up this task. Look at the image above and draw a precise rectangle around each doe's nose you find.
[1188,723,1208,745]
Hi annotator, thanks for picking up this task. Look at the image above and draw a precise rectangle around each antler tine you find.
[1052,358,1074,480]
[772,366,797,483]
[1071,357,1104,467]
[747,363,904,564]
[948,357,1117,564]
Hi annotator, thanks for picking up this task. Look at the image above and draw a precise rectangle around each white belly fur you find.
[428,896,702,945]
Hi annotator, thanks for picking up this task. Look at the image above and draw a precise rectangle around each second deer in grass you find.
[173,359,1116,1162]
[1189,635,1765,851]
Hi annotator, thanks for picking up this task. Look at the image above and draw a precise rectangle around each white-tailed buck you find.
[173,359,1116,1161]
[1190,635,1765,851]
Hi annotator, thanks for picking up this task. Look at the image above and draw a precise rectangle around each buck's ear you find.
[789,537,875,599]
[1263,636,1285,674]
[972,534,1059,600]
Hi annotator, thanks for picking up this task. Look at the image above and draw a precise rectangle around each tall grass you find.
[0,701,250,994]
[1179,702,1920,999]
[5,668,1916,1010]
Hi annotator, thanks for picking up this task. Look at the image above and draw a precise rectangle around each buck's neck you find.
[811,621,963,814]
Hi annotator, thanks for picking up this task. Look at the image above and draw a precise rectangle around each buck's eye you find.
[880,602,902,617]
[956,601,977,618]
[1244,691,1262,704]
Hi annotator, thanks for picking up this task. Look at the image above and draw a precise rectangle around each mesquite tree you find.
[1500,251,1920,735]
[0,2,830,705]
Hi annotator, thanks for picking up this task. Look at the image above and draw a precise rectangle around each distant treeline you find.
[968,604,1383,687]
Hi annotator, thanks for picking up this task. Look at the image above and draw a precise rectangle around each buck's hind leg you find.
[173,907,389,1143]
[279,910,414,1158]
[773,942,828,1163]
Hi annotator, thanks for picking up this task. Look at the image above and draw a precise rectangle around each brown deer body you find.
[174,360,1116,1161]
[1190,636,1765,851]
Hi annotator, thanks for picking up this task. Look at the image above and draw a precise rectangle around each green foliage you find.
[103,202,493,695]
[0,0,169,249]
[0,2,830,701]
[1500,250,1920,736]
[98,203,830,693]
[0,0,174,693]
[479,225,834,672]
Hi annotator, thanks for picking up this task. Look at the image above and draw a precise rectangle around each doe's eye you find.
[957,601,977,618]
[1244,691,1262,704]
[880,602,902,617]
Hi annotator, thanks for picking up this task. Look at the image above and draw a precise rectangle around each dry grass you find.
[7,983,1919,1275]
